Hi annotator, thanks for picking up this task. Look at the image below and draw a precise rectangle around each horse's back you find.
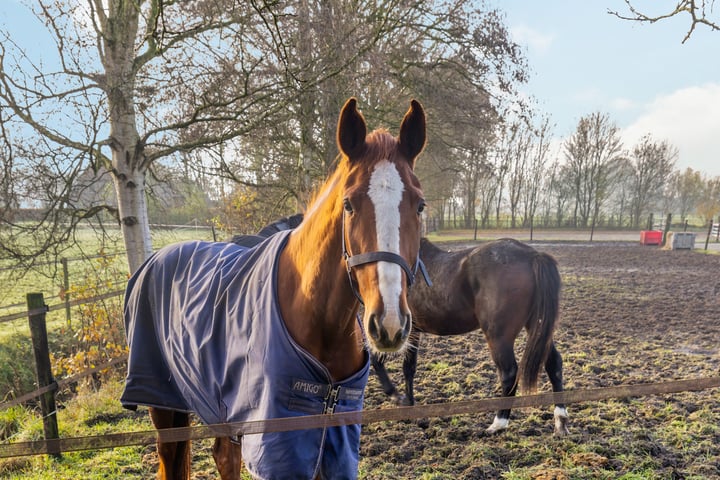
[410,238,551,336]
[467,238,539,267]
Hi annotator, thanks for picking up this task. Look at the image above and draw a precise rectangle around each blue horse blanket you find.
[121,230,370,480]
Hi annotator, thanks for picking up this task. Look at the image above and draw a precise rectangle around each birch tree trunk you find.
[100,0,153,272]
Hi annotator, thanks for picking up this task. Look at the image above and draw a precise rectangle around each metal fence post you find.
[26,293,61,457]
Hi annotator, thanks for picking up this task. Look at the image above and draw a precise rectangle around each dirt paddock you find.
[358,241,720,479]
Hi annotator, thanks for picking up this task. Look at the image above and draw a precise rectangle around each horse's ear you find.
[398,99,426,167]
[337,97,367,159]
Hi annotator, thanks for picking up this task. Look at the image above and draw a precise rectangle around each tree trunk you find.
[103,1,153,273]
[113,167,152,273]
[295,0,314,210]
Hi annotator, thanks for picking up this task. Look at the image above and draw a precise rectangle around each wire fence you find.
[0,289,127,410]
[0,288,125,325]
[0,251,128,328]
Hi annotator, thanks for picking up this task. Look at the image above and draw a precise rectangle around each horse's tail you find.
[519,251,561,394]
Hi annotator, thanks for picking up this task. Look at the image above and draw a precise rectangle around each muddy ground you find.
[357,241,720,479]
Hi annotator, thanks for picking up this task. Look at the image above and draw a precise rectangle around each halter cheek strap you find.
[346,251,416,284]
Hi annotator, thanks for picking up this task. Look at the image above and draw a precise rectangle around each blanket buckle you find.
[323,386,341,414]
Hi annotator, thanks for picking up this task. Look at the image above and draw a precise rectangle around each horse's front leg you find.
[148,407,191,480]
[401,332,422,406]
[545,341,570,435]
[371,353,405,404]
[486,340,518,434]
[213,436,244,479]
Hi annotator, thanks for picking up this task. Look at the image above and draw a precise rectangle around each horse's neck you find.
[421,242,472,301]
[277,210,365,381]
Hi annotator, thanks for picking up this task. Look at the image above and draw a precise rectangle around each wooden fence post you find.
[61,258,71,327]
[662,213,672,246]
[530,216,534,242]
[705,217,713,251]
[26,293,61,457]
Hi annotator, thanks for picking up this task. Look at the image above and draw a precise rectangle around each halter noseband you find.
[342,212,432,306]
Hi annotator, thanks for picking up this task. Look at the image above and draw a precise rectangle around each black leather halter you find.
[342,211,432,305]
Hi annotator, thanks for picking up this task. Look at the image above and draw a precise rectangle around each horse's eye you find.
[343,199,354,214]
[417,201,426,214]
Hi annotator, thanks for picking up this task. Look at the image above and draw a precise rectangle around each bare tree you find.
[506,124,531,228]
[609,1,719,42]
[0,1,304,272]
[476,163,500,228]
[2,0,528,269]
[0,110,17,224]
[671,167,706,222]
[604,156,635,228]
[521,116,553,229]
[546,161,573,227]
[628,135,678,228]
[563,112,623,229]
[492,124,517,226]
[184,0,527,226]
[414,2,526,228]
[697,176,720,223]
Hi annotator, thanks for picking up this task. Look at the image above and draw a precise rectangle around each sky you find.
[3,1,719,176]
[496,1,720,176]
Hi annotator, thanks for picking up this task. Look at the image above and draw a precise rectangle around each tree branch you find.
[608,0,719,43]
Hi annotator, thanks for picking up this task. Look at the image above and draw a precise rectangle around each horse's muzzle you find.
[367,312,411,352]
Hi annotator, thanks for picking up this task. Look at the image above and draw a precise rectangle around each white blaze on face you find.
[367,160,405,337]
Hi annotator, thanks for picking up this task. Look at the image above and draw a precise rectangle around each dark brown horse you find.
[372,238,569,435]
[122,98,428,479]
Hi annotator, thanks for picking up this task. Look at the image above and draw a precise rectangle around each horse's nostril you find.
[367,313,380,340]
[395,314,411,344]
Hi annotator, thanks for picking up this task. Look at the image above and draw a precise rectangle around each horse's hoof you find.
[554,407,570,436]
[485,416,509,434]
[391,394,413,406]
[554,417,570,436]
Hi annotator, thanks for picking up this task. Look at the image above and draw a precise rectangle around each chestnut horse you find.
[372,238,570,435]
[121,98,427,479]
